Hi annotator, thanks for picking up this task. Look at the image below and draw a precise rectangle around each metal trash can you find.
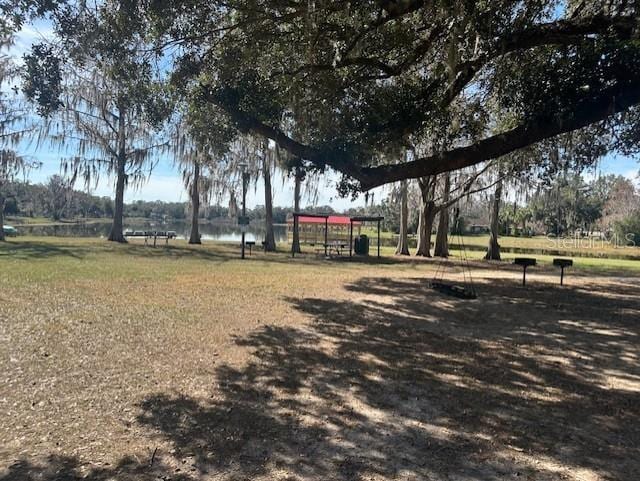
[354,234,370,255]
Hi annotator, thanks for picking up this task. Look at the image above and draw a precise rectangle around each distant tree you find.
[378,197,400,234]
[600,176,640,232]
[433,174,451,258]
[171,103,232,244]
[415,164,498,257]
[3,195,17,215]
[485,179,503,260]
[102,197,114,218]
[415,176,438,256]
[291,164,304,254]
[529,173,606,236]
[0,150,37,239]
[225,135,280,251]
[513,206,534,236]
[262,143,277,251]
[280,156,321,256]
[44,174,69,220]
[23,2,171,242]
[613,211,640,246]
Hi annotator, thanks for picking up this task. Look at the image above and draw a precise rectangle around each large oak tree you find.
[148,0,640,191]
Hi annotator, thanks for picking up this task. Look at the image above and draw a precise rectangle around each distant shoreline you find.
[6,216,288,228]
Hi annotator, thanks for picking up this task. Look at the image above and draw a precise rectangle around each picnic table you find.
[316,241,348,257]
[124,230,177,246]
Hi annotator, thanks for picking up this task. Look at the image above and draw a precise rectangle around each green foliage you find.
[529,173,605,235]
[22,44,63,116]
[20,0,176,243]
[44,175,69,220]
[613,212,640,246]
[142,0,640,187]
[451,216,467,236]
[3,178,112,220]
[0,0,66,33]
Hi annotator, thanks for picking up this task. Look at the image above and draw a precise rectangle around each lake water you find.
[17,221,289,243]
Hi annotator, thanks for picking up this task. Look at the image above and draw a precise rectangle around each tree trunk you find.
[415,176,437,257]
[107,156,127,243]
[263,153,276,252]
[434,174,451,257]
[0,195,5,242]
[108,107,127,243]
[228,192,238,218]
[395,180,410,255]
[434,210,450,257]
[485,179,503,260]
[416,205,425,254]
[416,200,438,257]
[189,160,201,244]
[291,166,302,254]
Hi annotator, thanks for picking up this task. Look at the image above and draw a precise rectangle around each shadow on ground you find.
[0,238,424,270]
[0,240,88,259]
[0,239,230,262]
[3,277,639,480]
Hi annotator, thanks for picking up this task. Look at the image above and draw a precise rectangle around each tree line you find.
[384,172,640,256]
[2,176,305,225]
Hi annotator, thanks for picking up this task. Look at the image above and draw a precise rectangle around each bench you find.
[124,230,177,247]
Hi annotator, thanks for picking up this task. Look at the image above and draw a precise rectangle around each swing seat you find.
[430,208,477,300]
[430,281,477,300]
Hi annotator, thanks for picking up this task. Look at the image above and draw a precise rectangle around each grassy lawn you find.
[1,237,639,481]
[361,227,640,260]
[375,244,640,273]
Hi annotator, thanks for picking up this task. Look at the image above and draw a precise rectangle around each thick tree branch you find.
[207,92,365,180]
[360,79,640,189]
[282,14,636,91]
[442,14,638,108]
[206,73,640,191]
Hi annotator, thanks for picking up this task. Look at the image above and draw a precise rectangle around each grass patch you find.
[360,228,640,260]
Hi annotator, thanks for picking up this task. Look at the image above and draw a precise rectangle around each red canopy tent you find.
[294,215,354,225]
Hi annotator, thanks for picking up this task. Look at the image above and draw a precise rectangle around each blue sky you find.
[7,20,639,209]
[8,21,380,209]
[23,148,373,209]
